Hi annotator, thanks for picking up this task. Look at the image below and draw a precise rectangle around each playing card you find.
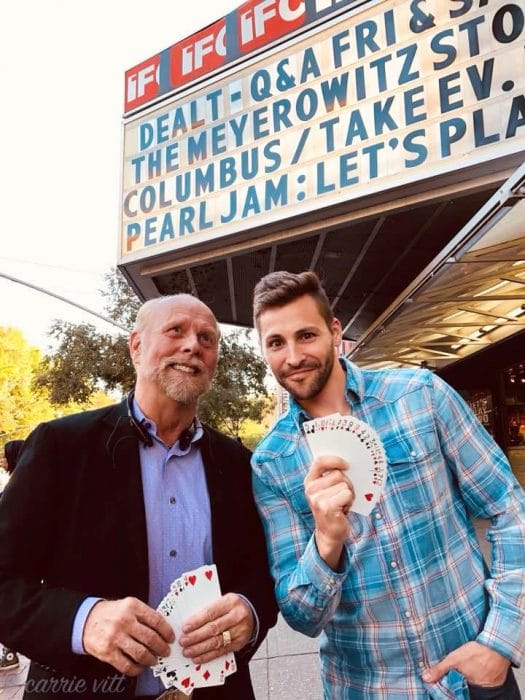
[177,566,236,688]
[304,413,387,516]
[152,590,190,678]
[154,564,236,693]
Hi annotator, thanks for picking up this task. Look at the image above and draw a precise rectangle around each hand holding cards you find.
[304,413,387,516]
[152,565,236,695]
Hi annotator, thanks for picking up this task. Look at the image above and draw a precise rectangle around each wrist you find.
[314,529,345,571]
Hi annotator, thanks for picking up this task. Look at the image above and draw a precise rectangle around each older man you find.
[0,294,277,699]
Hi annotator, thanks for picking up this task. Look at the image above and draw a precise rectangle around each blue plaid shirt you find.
[251,360,525,699]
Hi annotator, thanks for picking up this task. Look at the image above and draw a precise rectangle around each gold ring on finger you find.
[221,629,232,647]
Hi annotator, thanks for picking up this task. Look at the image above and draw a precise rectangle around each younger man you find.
[251,270,524,699]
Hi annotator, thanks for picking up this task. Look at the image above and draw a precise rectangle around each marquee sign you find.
[124,0,363,114]
[120,0,525,261]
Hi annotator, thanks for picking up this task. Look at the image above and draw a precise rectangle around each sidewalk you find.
[0,655,27,698]
[0,521,522,698]
[250,613,321,699]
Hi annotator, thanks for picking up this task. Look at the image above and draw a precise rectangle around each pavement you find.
[0,521,522,699]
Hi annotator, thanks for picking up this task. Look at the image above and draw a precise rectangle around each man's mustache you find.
[160,357,206,373]
[281,360,321,378]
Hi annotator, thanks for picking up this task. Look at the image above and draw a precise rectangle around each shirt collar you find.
[288,357,365,427]
[133,399,203,452]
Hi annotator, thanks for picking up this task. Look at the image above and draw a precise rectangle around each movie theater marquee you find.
[120,0,525,261]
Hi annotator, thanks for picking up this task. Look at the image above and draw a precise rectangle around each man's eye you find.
[268,339,282,349]
[199,333,214,346]
[301,332,316,340]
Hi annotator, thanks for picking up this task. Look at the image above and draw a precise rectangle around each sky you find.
[0,0,240,351]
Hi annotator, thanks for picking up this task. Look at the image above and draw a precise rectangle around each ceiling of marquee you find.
[350,167,525,369]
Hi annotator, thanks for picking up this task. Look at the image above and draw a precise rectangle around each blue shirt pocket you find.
[383,427,443,513]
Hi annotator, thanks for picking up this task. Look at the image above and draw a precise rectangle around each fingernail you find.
[422,672,431,682]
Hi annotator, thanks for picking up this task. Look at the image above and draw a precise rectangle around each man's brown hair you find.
[253,270,333,331]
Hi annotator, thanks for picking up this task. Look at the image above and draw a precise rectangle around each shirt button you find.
[375,512,382,520]
[169,496,176,504]
[410,450,417,457]
[418,661,425,668]
[390,561,398,568]
[405,610,412,618]
[169,550,177,558]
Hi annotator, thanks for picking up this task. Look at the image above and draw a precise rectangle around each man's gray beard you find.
[155,369,212,405]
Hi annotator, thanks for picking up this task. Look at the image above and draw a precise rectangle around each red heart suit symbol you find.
[188,575,197,586]
[205,569,213,580]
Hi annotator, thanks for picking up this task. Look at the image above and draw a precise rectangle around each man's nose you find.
[285,342,304,367]
[180,332,200,353]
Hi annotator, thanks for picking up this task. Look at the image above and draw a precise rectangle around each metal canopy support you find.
[309,232,326,272]
[186,268,199,297]
[269,245,277,274]
[343,202,449,334]
[226,257,237,323]
[331,218,384,311]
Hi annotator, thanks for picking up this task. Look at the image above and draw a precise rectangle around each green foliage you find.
[237,405,275,450]
[198,330,270,437]
[102,269,142,330]
[0,327,113,453]
[36,269,138,404]
[37,322,135,404]
[0,327,55,442]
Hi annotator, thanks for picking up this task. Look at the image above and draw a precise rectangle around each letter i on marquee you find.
[126,58,160,109]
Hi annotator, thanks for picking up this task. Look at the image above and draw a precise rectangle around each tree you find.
[0,327,56,442]
[38,321,135,403]
[38,270,272,435]
[198,330,270,437]
[0,327,112,454]
[237,404,275,450]
[37,270,138,403]
[103,269,142,331]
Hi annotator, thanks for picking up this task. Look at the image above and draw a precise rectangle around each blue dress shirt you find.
[75,404,212,697]
[252,359,525,699]
[73,403,259,696]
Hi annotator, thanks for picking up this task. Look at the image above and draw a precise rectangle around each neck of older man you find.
[134,384,198,447]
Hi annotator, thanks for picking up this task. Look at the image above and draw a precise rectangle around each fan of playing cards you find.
[303,413,387,516]
[152,564,236,695]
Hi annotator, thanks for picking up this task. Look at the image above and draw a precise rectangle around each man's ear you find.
[129,331,141,364]
[331,318,343,348]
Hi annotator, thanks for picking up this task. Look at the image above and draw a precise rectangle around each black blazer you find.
[0,401,277,699]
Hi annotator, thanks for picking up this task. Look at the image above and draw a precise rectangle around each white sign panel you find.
[120,0,525,261]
